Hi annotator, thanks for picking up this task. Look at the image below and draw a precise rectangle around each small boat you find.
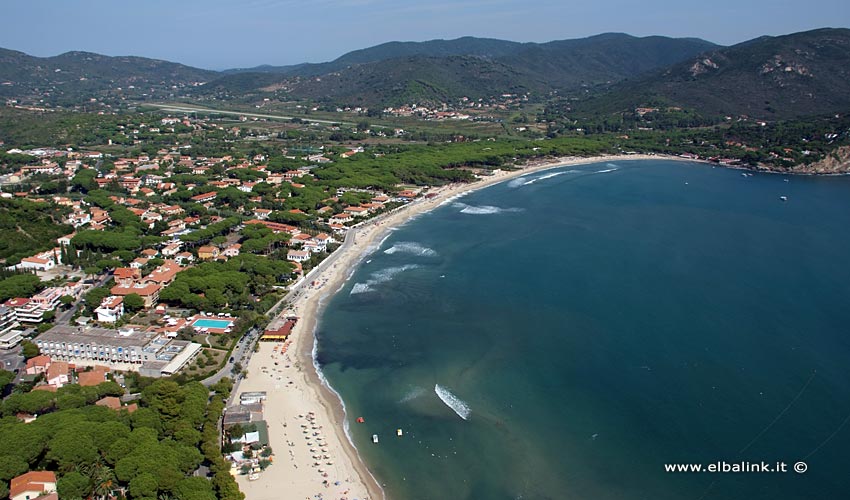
[356,417,365,423]
[397,429,403,437]
[372,434,379,444]
[780,196,788,201]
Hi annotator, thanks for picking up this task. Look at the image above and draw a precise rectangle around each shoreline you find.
[236,153,680,500]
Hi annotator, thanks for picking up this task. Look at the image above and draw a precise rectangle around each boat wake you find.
[596,167,618,174]
[384,241,437,257]
[435,384,471,420]
[454,202,523,215]
[350,264,421,295]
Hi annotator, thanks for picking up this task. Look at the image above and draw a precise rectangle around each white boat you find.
[397,429,403,437]
[372,434,379,444]
[780,196,788,201]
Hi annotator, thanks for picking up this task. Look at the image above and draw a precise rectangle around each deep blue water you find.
[316,160,850,500]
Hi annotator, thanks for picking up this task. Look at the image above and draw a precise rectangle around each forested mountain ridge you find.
[575,28,850,119]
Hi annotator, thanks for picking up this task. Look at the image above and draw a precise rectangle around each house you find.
[190,192,217,203]
[18,250,60,272]
[161,242,182,257]
[56,232,76,247]
[223,244,241,258]
[254,208,272,220]
[176,252,195,265]
[286,250,310,263]
[95,396,137,412]
[329,213,353,225]
[245,219,301,236]
[95,296,124,323]
[130,257,149,269]
[197,246,220,260]
[10,471,57,500]
[25,355,52,375]
[144,261,181,286]
[77,366,110,386]
[114,267,142,286]
[45,360,70,388]
[110,283,161,308]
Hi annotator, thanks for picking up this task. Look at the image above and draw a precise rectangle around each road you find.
[149,103,361,127]
[55,273,111,325]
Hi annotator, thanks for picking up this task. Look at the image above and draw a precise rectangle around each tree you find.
[60,295,75,307]
[58,471,91,500]
[21,340,40,359]
[0,455,28,482]
[123,293,145,313]
[0,369,15,389]
[129,472,159,499]
[84,286,110,314]
[0,274,43,302]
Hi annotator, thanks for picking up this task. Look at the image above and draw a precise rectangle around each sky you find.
[2,0,848,70]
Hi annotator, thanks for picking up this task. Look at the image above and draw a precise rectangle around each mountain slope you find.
[0,49,217,104]
[203,33,719,104]
[222,36,526,76]
[578,28,850,119]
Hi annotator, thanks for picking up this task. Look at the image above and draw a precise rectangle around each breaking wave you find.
[435,384,471,420]
[523,171,566,185]
[384,242,437,257]
[454,202,523,215]
[399,386,427,404]
[507,176,530,188]
[350,264,421,295]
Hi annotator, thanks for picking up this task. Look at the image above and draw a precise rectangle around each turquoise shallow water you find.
[316,160,850,500]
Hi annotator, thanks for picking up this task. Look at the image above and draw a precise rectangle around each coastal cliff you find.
[788,146,850,174]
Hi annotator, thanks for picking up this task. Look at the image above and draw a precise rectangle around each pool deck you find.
[189,315,234,334]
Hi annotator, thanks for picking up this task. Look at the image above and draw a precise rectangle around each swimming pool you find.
[192,318,233,329]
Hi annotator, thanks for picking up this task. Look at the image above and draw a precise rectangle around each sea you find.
[315,160,850,500]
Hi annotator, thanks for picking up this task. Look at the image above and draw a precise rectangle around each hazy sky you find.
[2,0,848,69]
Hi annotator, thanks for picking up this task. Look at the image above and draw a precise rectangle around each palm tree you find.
[91,463,118,500]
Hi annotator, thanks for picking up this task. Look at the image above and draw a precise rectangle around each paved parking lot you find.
[0,346,25,378]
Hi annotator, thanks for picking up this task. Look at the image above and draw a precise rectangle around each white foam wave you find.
[349,283,372,295]
[523,171,566,185]
[435,384,471,420]
[507,176,529,188]
[596,168,618,173]
[399,386,426,404]
[454,202,523,215]
[438,189,473,206]
[349,264,421,295]
[384,241,437,257]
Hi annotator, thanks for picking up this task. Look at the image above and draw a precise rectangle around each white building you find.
[95,296,124,323]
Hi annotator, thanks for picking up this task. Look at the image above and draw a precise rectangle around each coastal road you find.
[201,326,259,387]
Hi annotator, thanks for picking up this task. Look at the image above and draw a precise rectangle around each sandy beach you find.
[235,153,670,500]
